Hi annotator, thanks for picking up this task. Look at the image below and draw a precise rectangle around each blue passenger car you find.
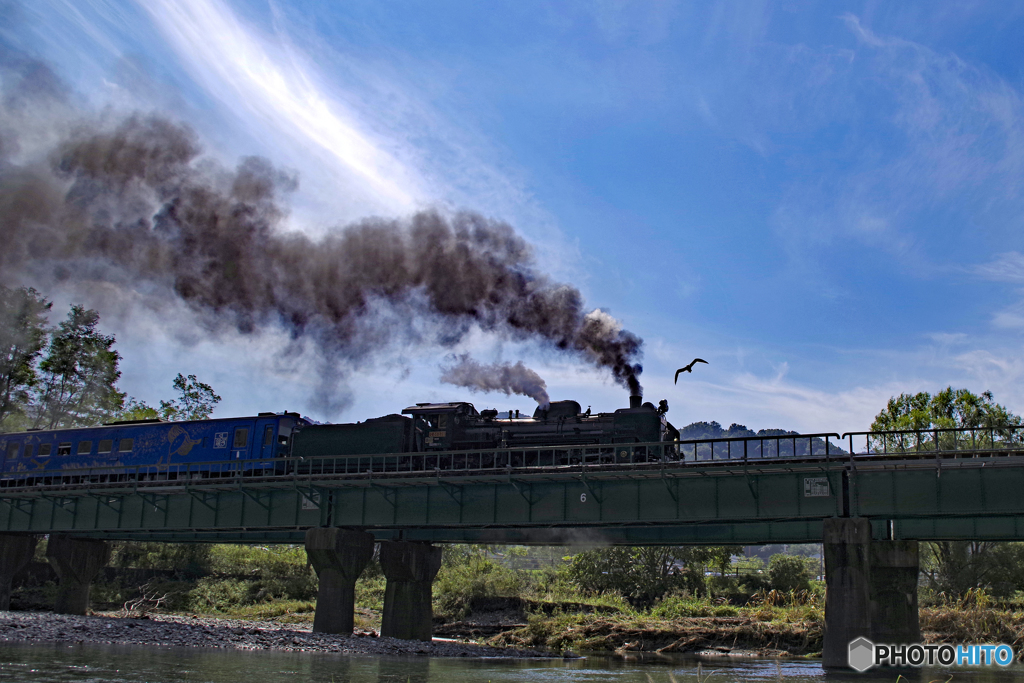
[0,412,309,485]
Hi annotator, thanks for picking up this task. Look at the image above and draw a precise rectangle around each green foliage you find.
[872,388,1022,433]
[919,541,1024,598]
[31,304,124,428]
[110,541,212,579]
[872,390,1024,599]
[564,545,736,607]
[0,285,224,430]
[650,593,738,619]
[0,286,51,429]
[433,545,525,619]
[355,573,386,611]
[159,373,221,421]
[186,545,316,612]
[115,396,160,421]
[105,542,317,614]
[767,554,815,592]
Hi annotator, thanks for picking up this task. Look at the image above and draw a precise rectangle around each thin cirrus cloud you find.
[141,0,423,216]
[974,252,1024,284]
[768,15,1024,275]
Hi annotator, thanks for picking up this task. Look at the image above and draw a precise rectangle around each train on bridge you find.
[0,395,680,484]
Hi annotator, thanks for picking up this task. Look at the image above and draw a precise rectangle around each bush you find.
[110,542,212,579]
[433,546,524,619]
[768,554,814,592]
[355,573,386,611]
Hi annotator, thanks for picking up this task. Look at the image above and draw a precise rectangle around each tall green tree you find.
[31,305,124,429]
[0,286,51,428]
[873,388,1024,597]
[159,373,221,420]
[871,387,1022,432]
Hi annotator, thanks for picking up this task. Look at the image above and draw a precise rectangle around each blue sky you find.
[5,0,1024,432]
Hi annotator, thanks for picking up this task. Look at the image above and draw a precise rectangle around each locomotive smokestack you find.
[629,395,642,409]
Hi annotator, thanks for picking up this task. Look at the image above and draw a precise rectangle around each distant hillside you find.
[677,421,797,441]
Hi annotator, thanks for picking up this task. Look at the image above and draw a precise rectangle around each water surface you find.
[2,642,1023,682]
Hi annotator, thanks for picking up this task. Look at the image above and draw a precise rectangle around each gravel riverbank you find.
[0,611,552,658]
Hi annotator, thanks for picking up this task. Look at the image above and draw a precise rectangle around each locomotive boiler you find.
[292,395,677,457]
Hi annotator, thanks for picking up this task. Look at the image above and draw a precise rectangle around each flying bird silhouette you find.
[674,358,708,384]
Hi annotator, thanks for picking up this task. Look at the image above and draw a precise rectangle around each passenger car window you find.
[98,440,113,454]
[263,426,274,447]
[233,428,248,449]
[39,444,52,456]
[58,442,72,456]
[77,441,93,455]
[6,442,18,459]
[117,438,133,452]
[23,445,32,458]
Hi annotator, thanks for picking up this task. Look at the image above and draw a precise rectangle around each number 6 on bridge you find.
[580,493,587,503]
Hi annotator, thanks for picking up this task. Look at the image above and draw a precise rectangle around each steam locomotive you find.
[0,396,678,484]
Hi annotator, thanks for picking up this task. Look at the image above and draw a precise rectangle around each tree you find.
[767,554,815,592]
[31,305,124,429]
[115,396,160,422]
[872,387,1022,432]
[872,389,1024,597]
[565,545,736,606]
[159,373,221,421]
[0,286,51,428]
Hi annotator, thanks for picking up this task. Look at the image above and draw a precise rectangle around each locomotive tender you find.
[0,396,678,484]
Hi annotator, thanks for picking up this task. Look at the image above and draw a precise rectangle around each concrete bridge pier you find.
[0,534,37,610]
[305,528,375,634]
[379,541,443,641]
[822,517,872,668]
[870,539,920,645]
[822,518,921,668]
[46,534,111,615]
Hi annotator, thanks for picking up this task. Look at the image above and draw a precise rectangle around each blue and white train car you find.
[0,412,309,485]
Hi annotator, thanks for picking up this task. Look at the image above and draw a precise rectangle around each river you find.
[2,643,1024,682]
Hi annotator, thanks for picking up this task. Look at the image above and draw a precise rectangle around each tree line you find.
[0,285,220,432]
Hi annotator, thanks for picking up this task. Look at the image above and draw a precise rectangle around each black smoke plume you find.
[440,355,551,408]
[0,64,643,409]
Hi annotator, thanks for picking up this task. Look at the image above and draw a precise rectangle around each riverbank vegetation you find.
[14,537,1024,657]
[9,539,822,655]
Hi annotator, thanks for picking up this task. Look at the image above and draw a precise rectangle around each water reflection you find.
[1,642,1023,682]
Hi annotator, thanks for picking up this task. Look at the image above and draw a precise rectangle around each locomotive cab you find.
[402,402,480,450]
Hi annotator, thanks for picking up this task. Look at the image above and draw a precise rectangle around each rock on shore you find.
[0,611,551,658]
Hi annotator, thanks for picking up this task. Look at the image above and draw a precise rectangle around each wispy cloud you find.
[143,0,422,214]
[975,251,1024,283]
[767,14,1024,276]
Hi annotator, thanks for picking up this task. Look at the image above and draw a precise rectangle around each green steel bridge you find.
[2,426,1023,546]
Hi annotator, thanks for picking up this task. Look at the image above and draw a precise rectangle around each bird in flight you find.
[675,358,708,384]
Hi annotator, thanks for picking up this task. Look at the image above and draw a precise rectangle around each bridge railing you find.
[13,425,1024,493]
[842,425,1024,458]
[289,432,848,475]
[674,433,845,463]
[1,432,850,491]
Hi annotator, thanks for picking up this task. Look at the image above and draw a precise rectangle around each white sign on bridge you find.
[803,477,831,497]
